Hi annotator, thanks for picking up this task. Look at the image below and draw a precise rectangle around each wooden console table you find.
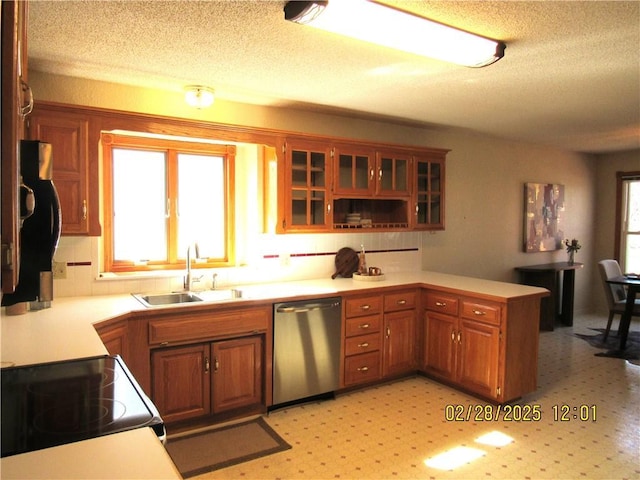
[515,262,583,331]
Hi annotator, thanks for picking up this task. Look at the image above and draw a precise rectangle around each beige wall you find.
[30,71,623,315]
[593,150,640,313]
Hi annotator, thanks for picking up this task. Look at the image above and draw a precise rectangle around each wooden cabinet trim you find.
[148,306,270,345]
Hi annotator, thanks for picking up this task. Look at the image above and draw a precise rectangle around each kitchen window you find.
[616,172,640,273]
[102,133,235,272]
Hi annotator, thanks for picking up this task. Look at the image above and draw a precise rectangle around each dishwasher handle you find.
[276,301,340,313]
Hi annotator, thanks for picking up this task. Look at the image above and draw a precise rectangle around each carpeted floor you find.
[165,417,291,478]
[575,327,640,360]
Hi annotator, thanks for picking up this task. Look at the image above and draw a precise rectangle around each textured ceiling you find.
[28,0,640,154]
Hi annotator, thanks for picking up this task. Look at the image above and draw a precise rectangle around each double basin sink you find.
[133,284,338,308]
[133,289,242,307]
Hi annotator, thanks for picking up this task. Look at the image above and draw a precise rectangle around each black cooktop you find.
[1,355,164,457]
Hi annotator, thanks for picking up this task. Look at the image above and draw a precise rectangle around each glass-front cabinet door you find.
[414,155,445,230]
[281,140,331,232]
[333,145,375,195]
[375,151,411,197]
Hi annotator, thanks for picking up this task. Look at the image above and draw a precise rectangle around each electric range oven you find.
[1,355,165,458]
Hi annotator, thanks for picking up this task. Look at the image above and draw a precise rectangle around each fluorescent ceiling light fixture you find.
[184,85,215,109]
[424,446,486,470]
[284,0,505,67]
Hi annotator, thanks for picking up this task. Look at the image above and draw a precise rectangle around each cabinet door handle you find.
[357,366,369,372]
[359,323,370,329]
[19,78,33,117]
[435,301,446,307]
[214,357,219,372]
[415,203,419,214]
[386,326,391,338]
[369,167,374,181]
[472,309,486,316]
[360,304,371,311]
[378,168,383,181]
[204,357,210,373]
[396,299,407,305]
[326,202,331,215]
[451,331,455,342]
[457,332,462,343]
[358,342,369,348]
[82,200,87,220]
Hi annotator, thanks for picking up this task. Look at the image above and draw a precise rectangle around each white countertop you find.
[0,427,182,480]
[0,270,547,479]
[1,271,548,368]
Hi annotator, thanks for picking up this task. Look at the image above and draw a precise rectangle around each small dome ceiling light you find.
[184,85,215,109]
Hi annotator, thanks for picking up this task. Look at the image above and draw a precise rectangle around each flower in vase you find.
[564,238,582,253]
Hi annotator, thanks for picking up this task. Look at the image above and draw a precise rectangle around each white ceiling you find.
[28,0,640,154]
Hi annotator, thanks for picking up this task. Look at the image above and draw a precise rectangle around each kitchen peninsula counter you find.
[1,270,548,368]
[1,270,547,479]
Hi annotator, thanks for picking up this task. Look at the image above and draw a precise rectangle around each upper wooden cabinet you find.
[374,150,411,197]
[1,0,30,293]
[279,136,447,233]
[413,154,445,230]
[278,139,332,232]
[27,104,101,235]
[333,144,375,196]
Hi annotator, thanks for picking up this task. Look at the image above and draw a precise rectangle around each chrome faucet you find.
[184,243,201,291]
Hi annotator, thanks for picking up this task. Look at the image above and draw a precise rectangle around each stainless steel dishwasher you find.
[273,297,342,406]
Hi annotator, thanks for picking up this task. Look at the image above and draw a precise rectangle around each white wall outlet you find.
[280,253,290,267]
[52,261,67,280]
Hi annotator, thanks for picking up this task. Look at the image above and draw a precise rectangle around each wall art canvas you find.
[524,183,565,252]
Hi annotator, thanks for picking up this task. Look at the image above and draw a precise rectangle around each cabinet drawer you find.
[149,307,270,345]
[384,290,416,312]
[345,333,381,356]
[344,351,381,385]
[345,296,382,318]
[424,292,459,316]
[461,300,501,325]
[345,314,381,337]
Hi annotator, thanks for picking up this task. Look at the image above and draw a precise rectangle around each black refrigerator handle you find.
[50,181,61,258]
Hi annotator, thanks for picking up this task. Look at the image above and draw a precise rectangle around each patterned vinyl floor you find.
[195,313,640,480]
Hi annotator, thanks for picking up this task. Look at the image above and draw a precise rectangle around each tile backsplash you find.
[52,232,423,297]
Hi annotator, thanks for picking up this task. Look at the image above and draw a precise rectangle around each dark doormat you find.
[575,328,640,361]
[165,417,291,478]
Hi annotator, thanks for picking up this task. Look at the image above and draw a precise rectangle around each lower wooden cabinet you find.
[422,289,538,403]
[343,294,383,387]
[151,336,263,424]
[382,290,417,377]
[152,343,210,423]
[94,318,129,359]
